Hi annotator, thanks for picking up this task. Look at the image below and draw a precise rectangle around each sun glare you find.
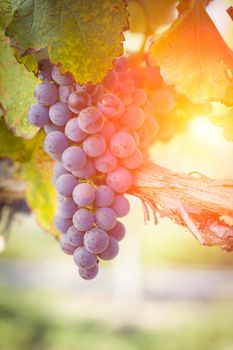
[189,116,222,140]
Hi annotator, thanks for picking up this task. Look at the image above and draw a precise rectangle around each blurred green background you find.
[1,1,233,349]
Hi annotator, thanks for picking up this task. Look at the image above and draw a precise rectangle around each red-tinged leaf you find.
[150,0,233,104]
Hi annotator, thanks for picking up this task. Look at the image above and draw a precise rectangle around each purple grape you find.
[121,94,133,107]
[61,146,87,172]
[99,237,119,260]
[99,121,116,142]
[94,150,118,174]
[55,173,78,197]
[34,82,58,106]
[108,221,126,241]
[120,105,145,130]
[95,185,115,207]
[132,89,148,106]
[97,93,124,120]
[111,195,130,217]
[27,103,49,127]
[95,207,117,231]
[78,107,104,134]
[57,195,78,218]
[106,167,132,193]
[114,56,128,72]
[110,131,135,158]
[73,183,95,206]
[53,162,69,184]
[65,117,87,142]
[60,234,76,255]
[54,214,72,233]
[73,209,94,231]
[103,70,119,91]
[117,78,135,95]
[44,121,64,134]
[144,116,159,139]
[66,226,84,247]
[44,131,69,161]
[84,227,109,254]
[82,134,106,158]
[73,246,97,269]
[52,65,74,85]
[79,264,99,280]
[68,90,91,114]
[38,59,53,81]
[120,127,140,146]
[121,148,143,170]
[72,159,96,179]
[49,102,73,126]
[59,84,75,103]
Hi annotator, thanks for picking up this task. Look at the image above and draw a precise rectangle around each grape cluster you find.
[27,57,158,280]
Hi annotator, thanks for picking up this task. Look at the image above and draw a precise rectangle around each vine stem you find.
[131,161,233,252]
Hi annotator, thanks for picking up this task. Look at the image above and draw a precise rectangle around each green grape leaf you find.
[128,0,177,34]
[0,33,38,138]
[0,1,19,29]
[6,0,129,84]
[14,48,38,73]
[0,119,58,237]
[150,0,233,104]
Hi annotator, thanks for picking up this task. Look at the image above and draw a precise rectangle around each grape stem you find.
[131,161,233,252]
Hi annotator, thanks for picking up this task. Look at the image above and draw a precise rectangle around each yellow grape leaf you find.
[150,0,233,104]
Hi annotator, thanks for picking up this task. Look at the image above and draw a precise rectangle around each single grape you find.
[94,150,118,174]
[44,131,69,161]
[61,146,87,172]
[59,84,75,103]
[98,121,116,143]
[66,226,84,247]
[111,195,130,217]
[34,82,58,106]
[97,93,124,120]
[72,159,96,179]
[106,167,132,193]
[49,102,73,126]
[114,56,128,72]
[68,90,91,114]
[79,264,99,280]
[57,196,78,219]
[73,183,95,206]
[99,237,119,260]
[38,59,53,81]
[78,107,104,134]
[84,227,109,254]
[52,65,74,85]
[121,148,143,170]
[82,134,106,158]
[110,131,135,158]
[143,116,159,139]
[95,207,116,231]
[137,125,150,150]
[54,214,72,234]
[103,70,119,91]
[73,246,97,269]
[108,221,126,241]
[118,78,136,95]
[44,121,64,134]
[27,103,49,127]
[121,94,133,106]
[120,105,145,130]
[65,117,87,142]
[55,173,78,197]
[60,234,76,255]
[152,88,176,115]
[95,185,115,207]
[73,208,94,231]
[53,162,69,184]
[120,127,140,146]
[132,89,148,106]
